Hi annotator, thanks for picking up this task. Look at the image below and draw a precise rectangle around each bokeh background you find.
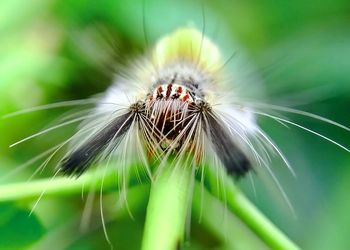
[1,0,350,249]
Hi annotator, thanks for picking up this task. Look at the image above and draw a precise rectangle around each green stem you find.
[226,183,299,250]
[0,167,121,202]
[207,168,300,250]
[141,165,193,250]
[191,182,268,249]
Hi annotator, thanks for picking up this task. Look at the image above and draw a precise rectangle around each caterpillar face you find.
[145,64,203,147]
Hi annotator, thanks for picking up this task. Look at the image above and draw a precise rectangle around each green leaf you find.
[0,203,45,250]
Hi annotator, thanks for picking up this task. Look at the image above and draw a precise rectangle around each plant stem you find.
[227,184,299,250]
[141,165,193,250]
[208,169,300,250]
[0,168,120,202]
[191,182,268,249]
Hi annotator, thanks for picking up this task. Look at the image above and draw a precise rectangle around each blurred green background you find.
[1,0,350,249]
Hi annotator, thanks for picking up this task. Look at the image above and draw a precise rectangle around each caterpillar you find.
[59,28,255,180]
[2,0,350,249]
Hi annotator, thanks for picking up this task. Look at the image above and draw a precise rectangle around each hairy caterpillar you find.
[7,25,349,211]
[59,28,254,180]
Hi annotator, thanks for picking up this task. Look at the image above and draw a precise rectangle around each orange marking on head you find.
[182,94,189,102]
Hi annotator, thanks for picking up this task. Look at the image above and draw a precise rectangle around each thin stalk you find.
[191,182,268,249]
[226,181,299,250]
[141,165,193,250]
[0,166,142,202]
[206,166,300,250]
